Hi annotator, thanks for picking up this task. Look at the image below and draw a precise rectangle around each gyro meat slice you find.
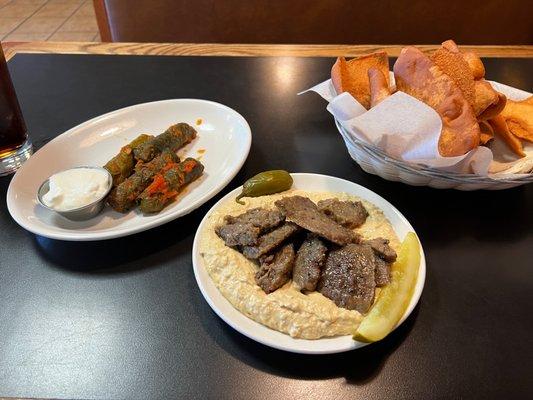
[364,237,397,287]
[224,207,284,230]
[216,223,261,247]
[216,207,285,247]
[364,237,397,263]
[373,256,391,287]
[275,196,360,246]
[255,243,295,294]
[317,198,369,229]
[293,234,328,292]
[318,243,376,314]
[242,222,300,259]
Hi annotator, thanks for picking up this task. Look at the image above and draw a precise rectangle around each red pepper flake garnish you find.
[182,160,196,173]
[146,174,167,196]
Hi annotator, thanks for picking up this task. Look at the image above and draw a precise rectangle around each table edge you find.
[3,42,533,61]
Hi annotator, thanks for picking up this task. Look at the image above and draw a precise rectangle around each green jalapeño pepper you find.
[236,170,293,204]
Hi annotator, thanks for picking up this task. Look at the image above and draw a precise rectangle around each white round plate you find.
[7,99,251,241]
[192,173,426,354]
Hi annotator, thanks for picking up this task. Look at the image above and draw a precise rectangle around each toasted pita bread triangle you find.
[394,46,480,157]
[368,67,391,108]
[500,97,533,142]
[331,52,389,109]
[489,115,525,157]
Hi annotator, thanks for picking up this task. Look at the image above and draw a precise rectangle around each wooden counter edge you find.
[3,42,533,61]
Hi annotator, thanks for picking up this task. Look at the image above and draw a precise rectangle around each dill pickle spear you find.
[236,170,293,204]
[354,232,421,343]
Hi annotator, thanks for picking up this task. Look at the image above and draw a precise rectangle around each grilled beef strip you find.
[224,208,284,229]
[275,196,360,246]
[216,224,261,247]
[317,198,369,228]
[255,243,295,294]
[364,237,397,262]
[318,243,376,313]
[242,222,300,259]
[293,234,328,291]
[215,208,285,247]
[373,256,391,286]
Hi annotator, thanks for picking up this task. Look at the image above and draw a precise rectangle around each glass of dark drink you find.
[0,43,32,176]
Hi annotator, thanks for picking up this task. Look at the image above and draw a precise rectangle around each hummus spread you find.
[198,189,399,339]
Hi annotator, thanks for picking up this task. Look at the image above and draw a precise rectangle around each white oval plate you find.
[7,99,251,241]
[192,173,426,354]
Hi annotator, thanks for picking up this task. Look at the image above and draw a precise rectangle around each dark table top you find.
[1,53,532,400]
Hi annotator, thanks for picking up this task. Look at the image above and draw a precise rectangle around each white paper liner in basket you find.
[300,77,533,180]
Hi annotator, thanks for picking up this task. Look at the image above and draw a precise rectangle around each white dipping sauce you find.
[42,168,110,211]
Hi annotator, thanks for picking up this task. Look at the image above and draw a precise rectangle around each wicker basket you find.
[335,119,533,190]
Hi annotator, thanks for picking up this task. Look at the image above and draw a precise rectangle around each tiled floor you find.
[0,0,100,42]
